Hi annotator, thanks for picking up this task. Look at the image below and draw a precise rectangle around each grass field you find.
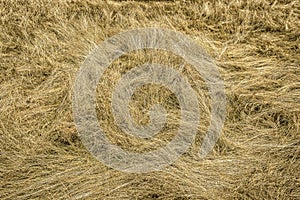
[1,0,299,199]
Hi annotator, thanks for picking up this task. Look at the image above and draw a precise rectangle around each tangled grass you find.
[1,0,299,199]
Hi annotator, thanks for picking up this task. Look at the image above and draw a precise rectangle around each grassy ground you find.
[1,0,299,199]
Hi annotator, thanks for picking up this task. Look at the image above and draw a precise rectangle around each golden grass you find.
[1,0,299,199]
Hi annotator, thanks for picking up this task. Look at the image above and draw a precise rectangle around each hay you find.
[1,0,299,199]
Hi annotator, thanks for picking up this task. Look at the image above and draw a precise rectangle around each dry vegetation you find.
[1,0,300,199]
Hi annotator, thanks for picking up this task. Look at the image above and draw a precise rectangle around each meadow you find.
[1,0,299,199]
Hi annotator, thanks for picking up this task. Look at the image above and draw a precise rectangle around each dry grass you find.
[1,0,299,199]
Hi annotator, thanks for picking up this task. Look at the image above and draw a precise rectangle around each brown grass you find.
[1,0,299,199]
